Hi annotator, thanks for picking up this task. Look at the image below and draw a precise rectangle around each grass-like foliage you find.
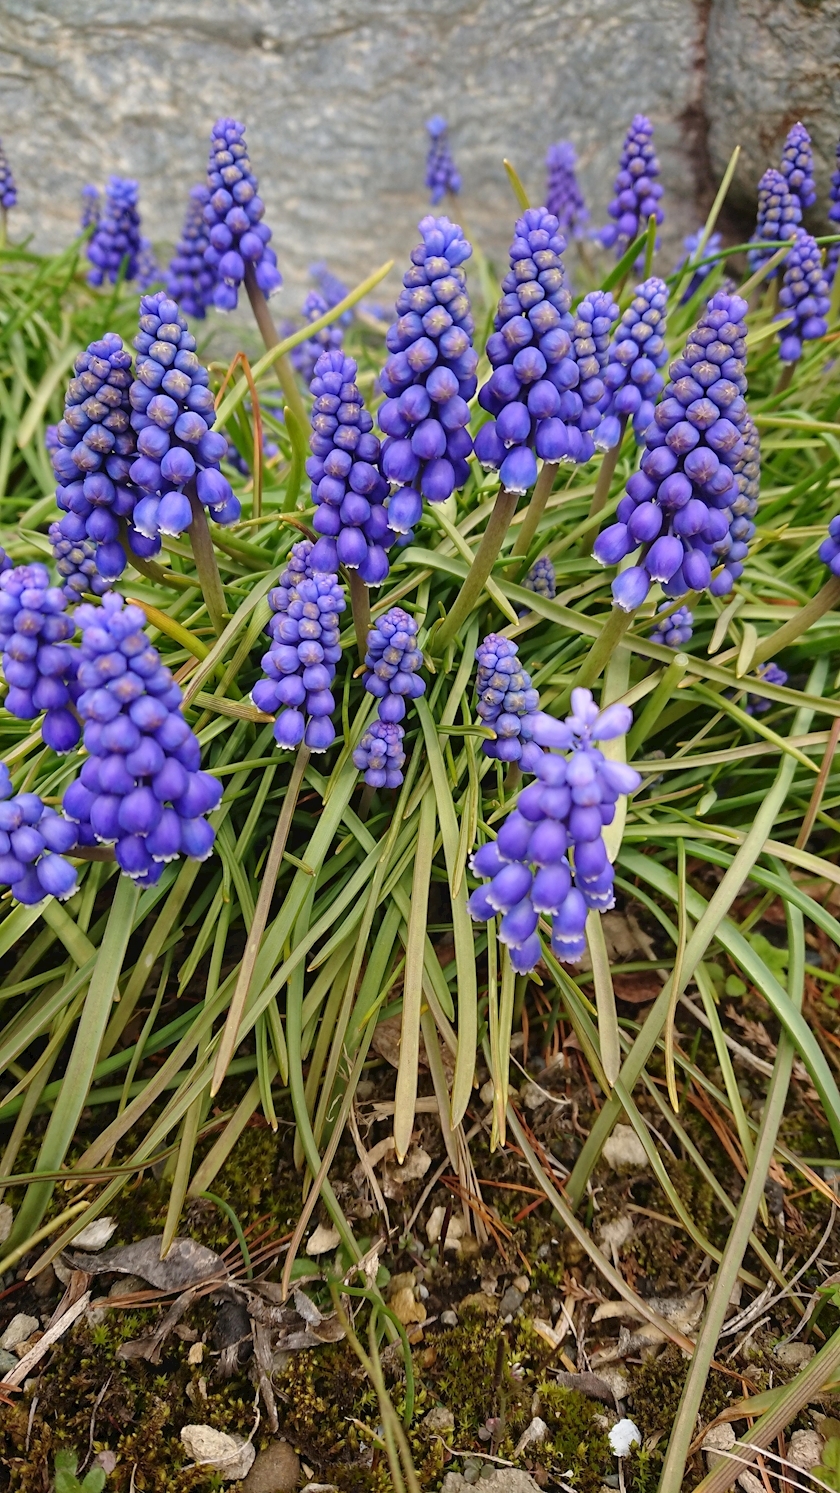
[2,131,840,1493]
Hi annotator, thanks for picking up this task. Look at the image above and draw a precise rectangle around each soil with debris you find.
[2,895,840,1491]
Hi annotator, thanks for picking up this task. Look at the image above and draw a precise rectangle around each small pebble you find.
[441,1309,459,1327]
[498,1285,524,1320]
[0,1313,38,1352]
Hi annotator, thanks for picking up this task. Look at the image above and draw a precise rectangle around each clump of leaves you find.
[814,1437,840,1492]
[52,1451,107,1493]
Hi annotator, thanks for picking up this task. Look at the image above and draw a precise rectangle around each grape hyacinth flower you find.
[310,262,353,324]
[86,177,144,287]
[775,228,830,362]
[677,230,723,303]
[745,662,788,715]
[649,603,693,648]
[467,688,641,972]
[167,185,216,319]
[593,289,750,609]
[290,290,344,385]
[598,277,667,448]
[49,332,139,583]
[352,719,406,789]
[80,184,100,232]
[474,634,543,770]
[137,237,160,291]
[523,555,556,600]
[818,513,840,577]
[425,116,461,204]
[203,118,282,312]
[0,764,78,905]
[748,168,801,274]
[0,138,16,212]
[63,594,220,884]
[0,563,80,753]
[545,142,589,237]
[251,540,346,753]
[362,607,425,723]
[476,207,585,487]
[599,115,663,258]
[827,139,840,285]
[49,519,110,602]
[780,122,816,210]
[711,411,760,597]
[306,349,392,584]
[128,290,241,542]
[378,215,477,529]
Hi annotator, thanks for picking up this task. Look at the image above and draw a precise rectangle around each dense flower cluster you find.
[0,765,78,905]
[252,540,345,753]
[545,142,589,237]
[49,332,140,583]
[362,607,425,723]
[677,230,722,302]
[129,291,240,542]
[167,186,216,319]
[523,555,556,600]
[425,116,461,204]
[649,603,693,648]
[745,662,788,715]
[599,115,663,257]
[379,215,477,526]
[828,139,840,285]
[49,519,109,602]
[474,634,543,770]
[80,185,100,232]
[780,122,816,210]
[136,237,160,291]
[711,411,760,597]
[476,207,585,488]
[306,349,391,583]
[599,276,667,447]
[0,563,79,753]
[203,118,282,311]
[468,689,640,971]
[775,228,830,362]
[818,513,840,577]
[291,290,344,384]
[63,594,220,884]
[86,177,144,287]
[748,168,801,273]
[352,719,406,789]
[594,290,750,609]
[310,262,353,323]
[0,139,16,211]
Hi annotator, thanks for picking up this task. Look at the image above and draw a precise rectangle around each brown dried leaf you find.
[62,1235,227,1291]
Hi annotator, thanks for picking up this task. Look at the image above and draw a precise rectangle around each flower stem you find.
[626,652,690,757]
[347,570,371,662]
[433,485,519,651]
[243,263,308,440]
[584,417,627,538]
[510,461,558,560]
[187,490,228,636]
[561,605,634,705]
[774,359,795,396]
[751,574,840,667]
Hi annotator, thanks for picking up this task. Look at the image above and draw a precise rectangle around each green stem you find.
[583,418,626,538]
[243,262,308,440]
[751,574,840,666]
[434,485,519,650]
[774,359,795,396]
[187,490,228,636]
[1,876,140,1261]
[510,461,558,559]
[626,653,689,757]
[348,569,372,662]
[562,606,633,705]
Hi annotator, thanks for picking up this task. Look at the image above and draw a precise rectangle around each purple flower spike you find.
[62,593,219,885]
[522,556,556,603]
[819,513,840,579]
[425,116,461,204]
[308,348,392,585]
[0,563,79,752]
[596,289,751,606]
[780,122,816,211]
[167,185,216,319]
[0,771,78,905]
[775,228,830,363]
[748,168,801,274]
[469,686,640,972]
[599,115,664,259]
[291,290,344,385]
[310,262,353,324]
[474,634,542,771]
[86,177,150,288]
[745,661,788,715]
[601,276,669,443]
[827,139,840,286]
[649,602,693,648]
[362,607,425,724]
[80,184,100,233]
[352,719,406,788]
[254,540,345,755]
[203,118,282,311]
[380,215,476,517]
[0,138,17,211]
[545,142,589,237]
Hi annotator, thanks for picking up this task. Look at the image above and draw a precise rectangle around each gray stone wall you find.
[1,0,838,320]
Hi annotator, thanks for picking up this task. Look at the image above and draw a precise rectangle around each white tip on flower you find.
[609,1418,642,1457]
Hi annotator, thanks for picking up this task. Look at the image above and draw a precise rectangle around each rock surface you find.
[0,1314,38,1352]
[180,1425,255,1481]
[241,1440,301,1493]
[441,1472,542,1493]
